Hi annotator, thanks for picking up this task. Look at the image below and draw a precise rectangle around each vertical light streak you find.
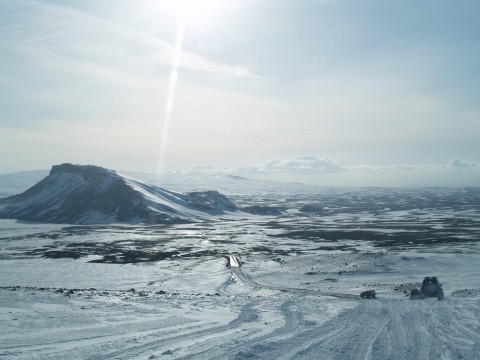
[158,19,186,174]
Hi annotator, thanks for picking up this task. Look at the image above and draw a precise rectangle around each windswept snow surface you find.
[1,180,480,359]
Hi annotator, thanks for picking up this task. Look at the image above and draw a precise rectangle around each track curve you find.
[228,255,360,299]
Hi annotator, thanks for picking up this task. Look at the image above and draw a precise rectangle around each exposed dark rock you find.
[242,205,283,216]
[299,204,324,214]
[186,191,238,214]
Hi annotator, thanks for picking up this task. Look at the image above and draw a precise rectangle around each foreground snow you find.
[1,240,479,359]
[1,285,479,359]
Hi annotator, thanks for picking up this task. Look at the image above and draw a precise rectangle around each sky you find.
[0,0,479,186]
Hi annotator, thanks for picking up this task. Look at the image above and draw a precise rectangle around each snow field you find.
[1,181,479,359]
[1,287,479,359]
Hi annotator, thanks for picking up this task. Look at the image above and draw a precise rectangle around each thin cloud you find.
[181,157,480,187]
[0,1,259,81]
[351,160,479,173]
[250,156,345,174]
[350,164,431,172]
[187,156,345,176]
[444,159,477,168]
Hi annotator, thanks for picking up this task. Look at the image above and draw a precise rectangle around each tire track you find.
[225,256,478,359]
[178,300,306,359]
[228,256,360,299]
[84,303,263,359]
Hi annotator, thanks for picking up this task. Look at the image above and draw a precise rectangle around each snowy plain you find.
[0,172,479,359]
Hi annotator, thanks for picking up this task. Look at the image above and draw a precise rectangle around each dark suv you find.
[420,277,444,300]
[409,277,444,300]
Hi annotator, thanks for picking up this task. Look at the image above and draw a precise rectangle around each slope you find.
[0,163,238,224]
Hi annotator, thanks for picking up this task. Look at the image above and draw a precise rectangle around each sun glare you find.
[161,0,233,25]
[157,0,233,173]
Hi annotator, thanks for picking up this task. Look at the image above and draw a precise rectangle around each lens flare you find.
[157,20,185,173]
[157,0,233,173]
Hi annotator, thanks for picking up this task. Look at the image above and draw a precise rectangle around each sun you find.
[156,0,234,173]
[161,0,234,25]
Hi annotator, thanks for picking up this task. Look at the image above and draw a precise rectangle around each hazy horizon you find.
[0,156,478,188]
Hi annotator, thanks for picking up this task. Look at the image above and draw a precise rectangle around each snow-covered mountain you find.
[0,163,238,224]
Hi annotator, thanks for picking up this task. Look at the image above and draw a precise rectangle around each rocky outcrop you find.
[242,205,283,216]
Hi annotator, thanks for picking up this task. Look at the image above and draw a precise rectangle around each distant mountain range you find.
[0,163,241,224]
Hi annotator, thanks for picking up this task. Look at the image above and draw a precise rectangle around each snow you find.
[1,175,480,359]
[4,172,85,214]
[124,177,212,219]
[0,165,240,224]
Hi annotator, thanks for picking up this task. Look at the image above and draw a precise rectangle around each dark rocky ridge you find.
[0,163,239,224]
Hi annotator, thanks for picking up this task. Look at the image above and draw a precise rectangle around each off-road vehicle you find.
[360,289,376,299]
[409,277,444,300]
[409,288,423,300]
[420,276,444,300]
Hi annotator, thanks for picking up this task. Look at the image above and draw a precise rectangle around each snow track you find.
[228,255,360,299]
[181,298,480,360]
[1,287,479,359]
